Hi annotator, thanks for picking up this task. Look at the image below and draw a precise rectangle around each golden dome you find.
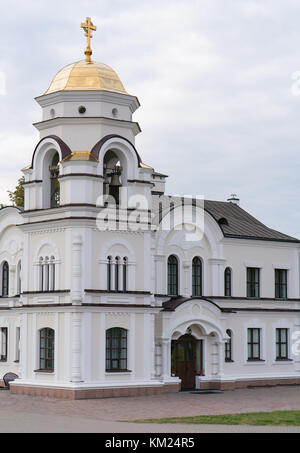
[44,60,128,95]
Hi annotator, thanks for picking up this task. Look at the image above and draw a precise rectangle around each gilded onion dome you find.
[44,59,128,95]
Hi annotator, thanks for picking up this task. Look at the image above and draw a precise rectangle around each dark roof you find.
[204,200,300,243]
[151,195,300,243]
[162,297,231,313]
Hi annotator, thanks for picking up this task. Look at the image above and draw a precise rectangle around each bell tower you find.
[22,17,155,212]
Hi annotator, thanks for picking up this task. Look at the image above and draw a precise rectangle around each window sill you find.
[34,369,54,374]
[0,360,7,363]
[105,370,132,375]
[225,359,234,363]
[13,360,20,363]
[274,359,293,363]
[245,360,265,365]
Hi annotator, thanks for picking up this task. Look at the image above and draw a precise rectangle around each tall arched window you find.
[115,257,119,291]
[225,329,233,362]
[107,256,112,291]
[224,267,232,297]
[17,261,21,295]
[123,257,127,292]
[106,328,128,371]
[168,255,178,296]
[50,153,60,208]
[2,262,9,297]
[192,257,202,297]
[39,256,56,292]
[39,328,55,371]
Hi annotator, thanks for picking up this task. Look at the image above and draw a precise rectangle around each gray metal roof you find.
[151,195,300,243]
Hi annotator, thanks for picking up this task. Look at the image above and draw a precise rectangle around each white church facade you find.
[1,19,300,399]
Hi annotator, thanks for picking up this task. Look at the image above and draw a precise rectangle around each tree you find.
[7,176,25,207]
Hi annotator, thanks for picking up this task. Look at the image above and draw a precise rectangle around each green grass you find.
[133,411,300,426]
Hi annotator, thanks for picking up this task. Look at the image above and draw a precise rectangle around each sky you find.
[0,0,300,238]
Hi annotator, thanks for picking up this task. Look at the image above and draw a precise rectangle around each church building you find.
[1,18,300,399]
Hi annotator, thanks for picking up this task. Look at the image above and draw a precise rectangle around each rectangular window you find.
[0,327,8,362]
[276,328,289,360]
[225,330,232,362]
[247,268,260,298]
[247,328,261,360]
[275,269,287,299]
[39,328,55,371]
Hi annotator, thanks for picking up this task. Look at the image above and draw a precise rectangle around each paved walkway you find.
[1,386,300,432]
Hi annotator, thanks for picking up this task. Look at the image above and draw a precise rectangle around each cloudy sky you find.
[0,0,300,238]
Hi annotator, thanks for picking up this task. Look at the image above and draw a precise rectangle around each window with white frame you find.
[16,261,21,296]
[247,328,261,361]
[2,262,9,297]
[276,328,289,361]
[39,256,56,292]
[107,255,128,292]
[0,327,8,362]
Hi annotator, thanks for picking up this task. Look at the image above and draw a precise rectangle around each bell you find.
[110,172,122,187]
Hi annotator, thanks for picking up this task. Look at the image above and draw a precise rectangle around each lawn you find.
[133,411,300,426]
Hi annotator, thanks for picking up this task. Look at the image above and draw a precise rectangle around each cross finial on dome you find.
[80,17,97,63]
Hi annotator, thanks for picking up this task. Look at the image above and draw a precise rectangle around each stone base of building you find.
[198,377,300,391]
[10,382,181,400]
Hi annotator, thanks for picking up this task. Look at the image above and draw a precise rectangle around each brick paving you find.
[1,386,300,422]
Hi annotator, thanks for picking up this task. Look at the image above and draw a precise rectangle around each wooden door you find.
[172,335,199,390]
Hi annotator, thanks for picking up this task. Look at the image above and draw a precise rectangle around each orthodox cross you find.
[81,17,97,63]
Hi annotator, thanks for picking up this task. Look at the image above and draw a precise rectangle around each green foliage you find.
[7,176,25,208]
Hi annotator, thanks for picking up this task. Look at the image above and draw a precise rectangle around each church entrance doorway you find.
[171,334,204,390]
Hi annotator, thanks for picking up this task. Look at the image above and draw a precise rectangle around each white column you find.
[71,235,82,305]
[19,314,28,380]
[129,313,136,380]
[71,312,83,383]
[155,255,165,294]
[54,313,59,380]
[208,259,226,297]
[217,341,224,377]
[99,313,105,381]
[32,313,37,380]
[183,261,191,297]
[161,339,171,380]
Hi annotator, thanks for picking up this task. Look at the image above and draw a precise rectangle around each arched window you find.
[123,257,127,292]
[39,328,55,371]
[44,257,50,291]
[168,255,178,296]
[192,257,202,297]
[106,328,128,371]
[17,261,22,295]
[39,256,56,292]
[225,329,233,362]
[107,256,112,291]
[2,262,9,297]
[224,267,232,297]
[115,257,119,291]
[50,153,60,208]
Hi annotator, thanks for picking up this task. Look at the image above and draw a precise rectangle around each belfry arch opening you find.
[103,149,127,205]
[42,149,60,209]
[50,153,60,208]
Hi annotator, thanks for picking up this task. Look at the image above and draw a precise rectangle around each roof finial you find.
[81,17,97,63]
